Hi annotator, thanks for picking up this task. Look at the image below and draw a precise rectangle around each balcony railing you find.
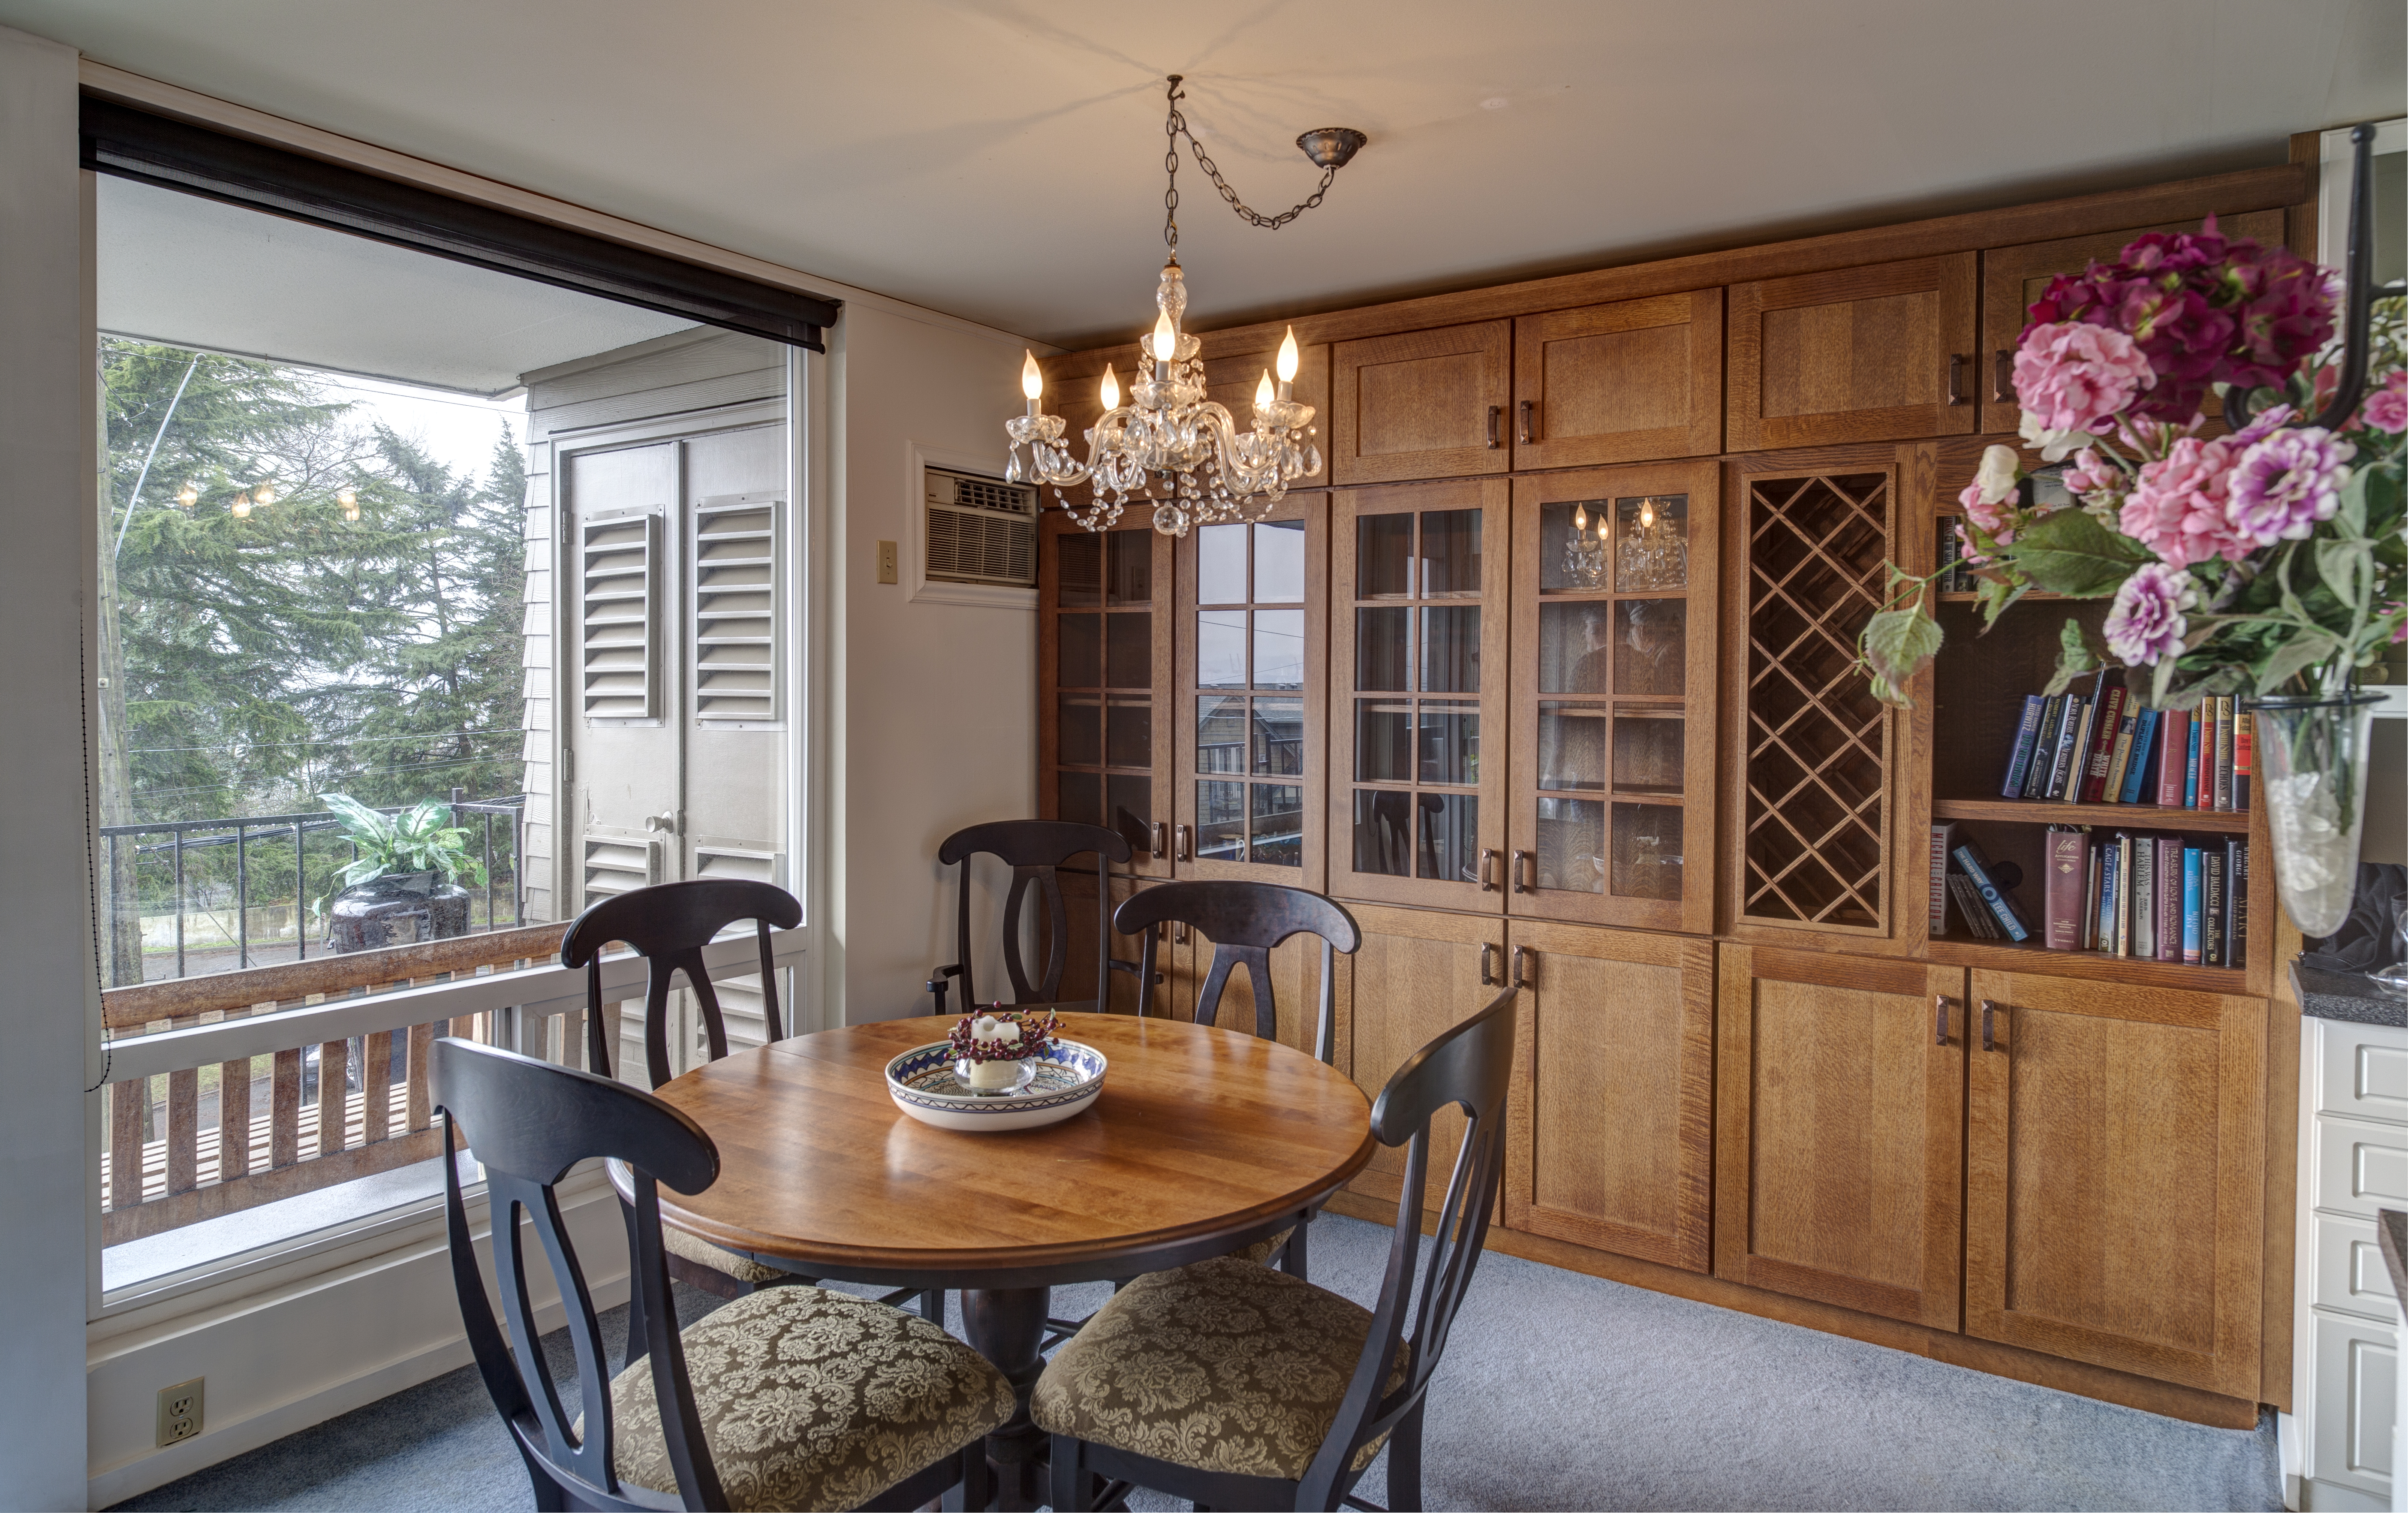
[99,790,525,984]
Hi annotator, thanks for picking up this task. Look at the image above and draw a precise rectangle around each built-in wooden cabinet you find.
[1714,946,1966,1329]
[1511,292,1724,468]
[1728,253,1978,450]
[1505,921,1713,1272]
[1327,479,1510,910]
[1041,515,1175,874]
[1337,902,1504,1209]
[1330,322,1514,485]
[1963,969,2267,1398]
[1509,460,1719,934]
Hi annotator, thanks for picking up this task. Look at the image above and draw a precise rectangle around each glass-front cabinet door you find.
[1176,494,1327,888]
[1329,479,1509,911]
[1040,513,1174,876]
[1508,460,1718,932]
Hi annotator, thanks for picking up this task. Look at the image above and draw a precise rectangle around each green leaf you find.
[2000,509,2150,598]
[2254,630,2343,695]
[2315,539,2372,614]
[2042,618,2110,695]
[1975,574,2029,627]
[2339,468,2369,537]
[1860,607,1944,701]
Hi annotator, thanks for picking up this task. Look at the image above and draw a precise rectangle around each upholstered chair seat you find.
[593,1286,1013,1512]
[659,1224,788,1288]
[1231,1224,1297,1267]
[1030,1255,1409,1483]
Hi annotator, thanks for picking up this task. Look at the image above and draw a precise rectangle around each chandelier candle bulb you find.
[1255,369,1275,409]
[253,482,276,506]
[231,490,252,518]
[1276,326,1299,399]
[1020,350,1042,417]
[1099,364,1119,412]
[174,480,196,508]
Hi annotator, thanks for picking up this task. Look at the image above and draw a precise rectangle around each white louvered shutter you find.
[581,834,658,908]
[692,491,780,725]
[579,509,658,720]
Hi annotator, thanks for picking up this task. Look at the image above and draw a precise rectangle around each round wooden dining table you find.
[629,1011,1376,1505]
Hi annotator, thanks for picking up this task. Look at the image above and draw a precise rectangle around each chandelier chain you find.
[1162,76,1341,244]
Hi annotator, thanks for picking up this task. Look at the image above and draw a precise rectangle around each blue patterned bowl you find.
[884,1038,1107,1132]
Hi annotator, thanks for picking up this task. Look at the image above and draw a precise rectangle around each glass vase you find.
[2245,690,2383,939]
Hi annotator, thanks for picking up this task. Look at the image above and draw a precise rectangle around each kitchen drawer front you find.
[2316,1018,2408,1127]
[2309,1311,2397,1501]
[2316,1213,2405,1323]
[2317,1115,2408,1221]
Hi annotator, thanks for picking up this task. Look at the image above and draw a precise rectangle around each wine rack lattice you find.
[1742,472,1890,930]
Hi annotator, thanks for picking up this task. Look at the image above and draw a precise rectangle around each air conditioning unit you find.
[924,467,1038,588]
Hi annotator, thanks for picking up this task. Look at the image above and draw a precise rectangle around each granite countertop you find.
[2381,1209,2408,1317]
[2294,960,2408,1027]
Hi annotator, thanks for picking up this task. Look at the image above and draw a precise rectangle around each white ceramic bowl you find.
[884,1038,1107,1132]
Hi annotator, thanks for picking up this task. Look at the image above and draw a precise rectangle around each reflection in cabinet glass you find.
[1047,525,1162,859]
[1351,507,1484,885]
[1188,518,1312,870]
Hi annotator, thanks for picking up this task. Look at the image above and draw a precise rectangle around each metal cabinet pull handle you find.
[1992,348,2014,403]
[1981,998,1999,1052]
[1480,942,1500,986]
[1486,405,1502,448]
[1511,850,1534,894]
[1150,820,1169,857]
[1947,353,1967,406]
[1517,399,1536,444]
[1511,944,1532,988]
[1478,848,1499,892]
[1176,823,1192,862]
[1935,994,1952,1046]
[1174,919,1190,945]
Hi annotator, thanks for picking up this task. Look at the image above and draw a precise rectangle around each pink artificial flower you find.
[2014,322,2154,455]
[2223,246,2337,393]
[2062,446,2125,506]
[1954,520,1991,569]
[2225,425,2355,548]
[2119,434,2249,567]
[2103,562,2198,666]
[2358,371,2408,434]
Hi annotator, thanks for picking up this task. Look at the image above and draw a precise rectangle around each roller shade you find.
[81,96,835,351]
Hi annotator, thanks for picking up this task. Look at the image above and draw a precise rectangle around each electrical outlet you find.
[876,539,899,585]
[156,1377,203,1447]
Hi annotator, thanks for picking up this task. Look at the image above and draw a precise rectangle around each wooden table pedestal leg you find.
[962,1285,1051,1511]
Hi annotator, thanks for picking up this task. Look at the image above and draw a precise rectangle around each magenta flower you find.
[2225,426,2355,548]
[2014,322,2154,457]
[2119,435,2248,567]
[2103,562,2198,666]
[2358,372,2408,434]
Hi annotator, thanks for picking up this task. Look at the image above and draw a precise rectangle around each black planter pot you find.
[325,871,471,953]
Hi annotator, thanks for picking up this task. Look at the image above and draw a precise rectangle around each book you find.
[2081,684,2128,802]
[2043,825,2088,950]
[2203,847,2226,967]
[2132,836,2156,958]
[2025,693,2069,799]
[2183,713,2205,808]
[2115,833,2135,955]
[2051,693,2093,801]
[1937,518,1966,593]
[2001,695,2047,798]
[2101,702,2140,803]
[1947,871,2001,938]
[2214,695,2236,811]
[1929,823,1958,937]
[2182,845,2203,964]
[1953,841,2032,943]
[2119,708,2161,805]
[2157,708,2191,807]
[2083,840,2103,950]
[2225,713,2244,809]
[2155,836,2184,962]
[2227,838,2249,969]
[2095,840,2121,954]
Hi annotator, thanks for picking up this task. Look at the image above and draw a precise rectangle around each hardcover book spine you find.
[2102,707,2138,804]
[2234,711,2253,811]
[2203,850,2226,967]
[2083,686,2128,802]
[2002,696,2047,798]
[2182,846,2203,965]
[1937,518,1964,593]
[2156,837,2184,962]
[2096,842,2120,954]
[2043,826,2087,951]
[2116,833,2135,955]
[2083,841,2103,950]
[1947,872,2000,938]
[2052,694,2092,801]
[2132,838,2156,958]
[1953,843,2032,943]
[2158,709,2190,807]
[2119,709,2160,805]
[1929,823,1957,937]
[2215,695,2236,811]
[2025,694,2068,799]
[2227,839,2249,969]
[2184,715,2204,808]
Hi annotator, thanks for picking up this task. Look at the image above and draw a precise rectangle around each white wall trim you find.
[902,439,1039,611]
[794,343,837,1033]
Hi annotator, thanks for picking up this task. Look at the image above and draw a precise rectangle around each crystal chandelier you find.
[1007,77,1366,537]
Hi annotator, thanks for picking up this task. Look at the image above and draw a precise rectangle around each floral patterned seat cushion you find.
[1030,1254,1409,1482]
[1231,1225,1296,1266]
[600,1286,1013,1512]
[661,1223,789,1286]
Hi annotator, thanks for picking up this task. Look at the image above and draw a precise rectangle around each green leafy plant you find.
[319,793,488,900]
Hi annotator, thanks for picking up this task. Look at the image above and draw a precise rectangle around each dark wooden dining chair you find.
[1112,879,1361,1280]
[428,1036,1010,1513]
[927,819,1138,1017]
[1033,979,1517,1513]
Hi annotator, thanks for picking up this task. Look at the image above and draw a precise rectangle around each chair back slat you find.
[1111,881,1360,1061]
[558,878,801,1088]
[934,820,1131,1013]
[431,1037,725,1511]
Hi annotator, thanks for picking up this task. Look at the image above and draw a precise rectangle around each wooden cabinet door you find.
[1964,968,2267,1397]
[1505,920,1713,1271]
[1330,322,1513,485]
[1040,514,1175,875]
[1328,479,1509,912]
[1715,947,1966,1329]
[1728,253,1977,451]
[1512,291,1723,469]
[1978,209,2285,434]
[1174,493,1328,889]
[1338,903,1505,1209]
[1508,460,1719,934]
[1041,868,1152,1013]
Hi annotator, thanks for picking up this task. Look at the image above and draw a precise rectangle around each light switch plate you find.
[876,540,899,584]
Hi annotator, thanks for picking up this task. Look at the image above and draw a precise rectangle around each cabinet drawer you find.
[2317,1018,2408,1127]
[2317,1213,2405,1323]
[2309,1311,2397,1500]
[2317,1115,2408,1220]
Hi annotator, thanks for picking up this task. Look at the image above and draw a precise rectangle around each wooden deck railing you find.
[97,925,808,1250]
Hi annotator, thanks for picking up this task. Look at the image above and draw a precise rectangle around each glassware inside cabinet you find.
[1611,802,1683,901]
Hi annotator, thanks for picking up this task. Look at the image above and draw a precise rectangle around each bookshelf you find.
[1931,797,2252,834]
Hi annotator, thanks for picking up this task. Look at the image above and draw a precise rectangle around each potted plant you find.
[317,794,488,953]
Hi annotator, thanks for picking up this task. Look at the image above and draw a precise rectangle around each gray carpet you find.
[111,1215,2281,1511]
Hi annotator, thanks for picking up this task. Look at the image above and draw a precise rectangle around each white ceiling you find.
[10,0,2403,349]
[97,175,697,394]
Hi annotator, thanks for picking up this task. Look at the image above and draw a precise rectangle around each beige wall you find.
[829,304,1038,1022]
